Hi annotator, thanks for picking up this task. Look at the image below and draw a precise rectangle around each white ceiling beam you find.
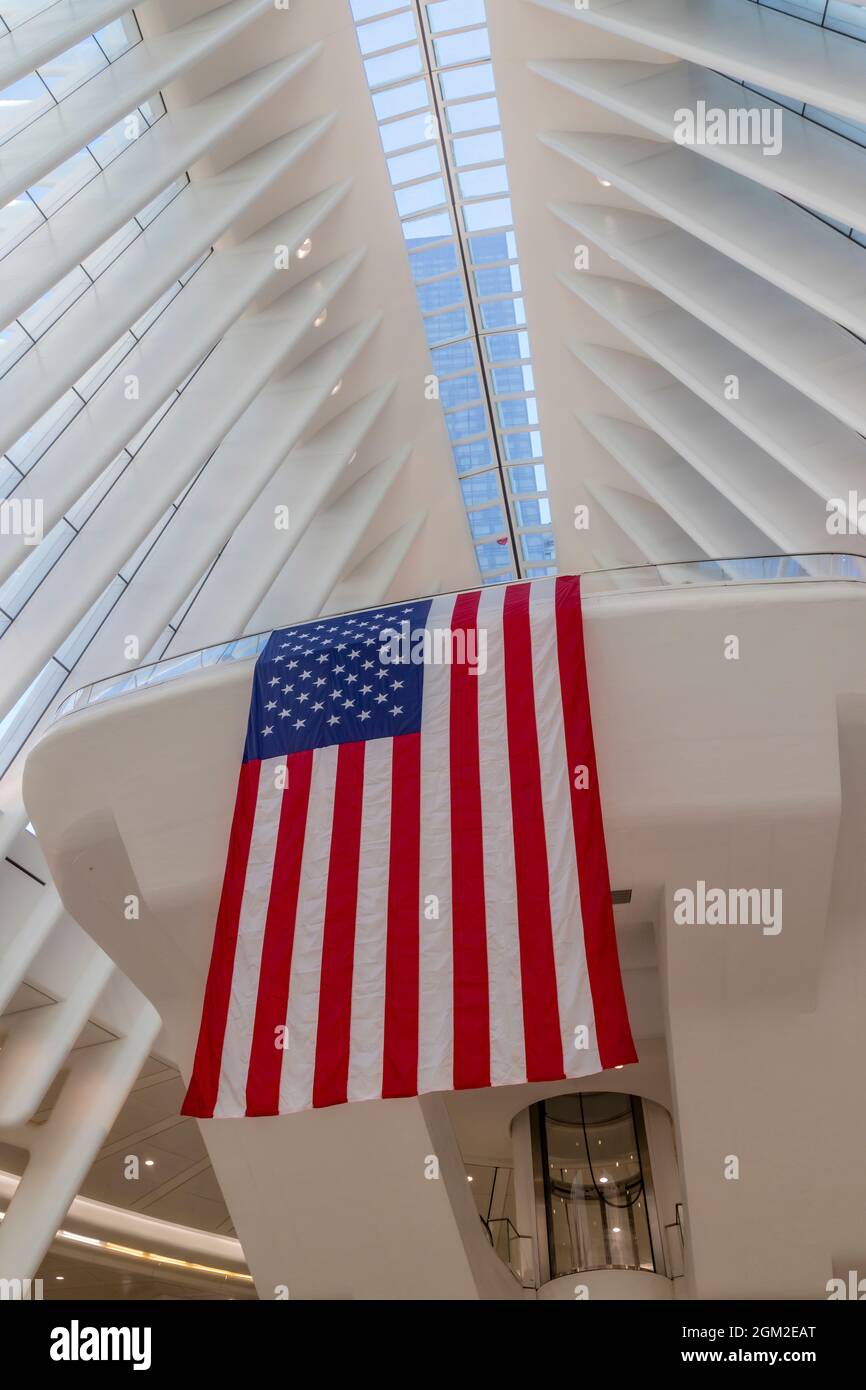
[0,117,335,472]
[169,380,399,652]
[561,270,866,505]
[540,131,866,339]
[0,1,136,91]
[0,44,322,331]
[322,511,428,617]
[248,448,413,631]
[0,252,367,718]
[553,202,866,438]
[531,58,866,235]
[0,0,275,207]
[0,175,348,587]
[527,0,866,127]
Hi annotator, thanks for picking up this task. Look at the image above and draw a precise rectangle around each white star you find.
[266,701,277,711]
[268,676,280,687]
[279,709,291,720]
[316,625,325,631]
[360,684,372,695]
[328,627,338,633]
[317,654,328,664]
[328,715,340,727]
[298,692,310,703]
[274,656,285,664]
[300,670,312,681]
[293,719,306,730]
[315,677,326,688]
[363,660,374,670]
[359,710,371,722]
[283,684,294,695]
[377,670,388,680]
[391,680,404,691]
[365,637,376,646]
[330,689,342,700]
[334,664,345,675]
[390,705,403,716]
[346,673,358,684]
[336,643,347,652]
[312,701,324,712]
[349,649,360,660]
[376,693,388,704]
[288,660,298,670]
[262,725,274,736]
[343,699,355,709]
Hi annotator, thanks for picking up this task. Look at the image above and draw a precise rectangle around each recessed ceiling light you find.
[599,1176,609,1183]
[467,1175,473,1182]
[144,1159,155,1167]
[296,238,313,260]
[55,1275,64,1281]
[330,379,343,397]
[314,308,328,328]
[612,1227,621,1234]
[597,177,612,187]
[614,1065,624,1070]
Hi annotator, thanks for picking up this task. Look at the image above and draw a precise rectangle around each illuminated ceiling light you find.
[296,238,313,260]
[467,1175,473,1182]
[599,1176,609,1184]
[314,308,328,328]
[612,1227,621,1234]
[144,1159,155,1167]
[55,1275,64,1281]
[597,177,612,187]
[614,1064,624,1070]
[330,379,343,397]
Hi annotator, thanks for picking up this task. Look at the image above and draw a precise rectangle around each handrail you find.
[50,553,866,723]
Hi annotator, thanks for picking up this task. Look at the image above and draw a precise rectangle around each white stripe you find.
[417,592,458,1095]
[278,744,339,1113]
[475,585,526,1086]
[528,580,601,1078]
[347,737,393,1102]
[214,754,286,1118]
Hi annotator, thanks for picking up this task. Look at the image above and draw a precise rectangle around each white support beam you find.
[0,173,347,586]
[0,117,336,472]
[528,0,866,126]
[553,202,866,437]
[0,0,136,92]
[532,58,866,235]
[0,45,322,332]
[0,0,275,207]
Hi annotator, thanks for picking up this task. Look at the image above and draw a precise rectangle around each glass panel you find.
[379,109,432,152]
[459,164,509,198]
[357,12,417,54]
[0,192,44,257]
[28,148,100,217]
[408,241,459,278]
[19,264,91,339]
[543,1094,655,1277]
[364,45,423,88]
[428,0,487,31]
[395,176,446,216]
[439,62,495,100]
[446,95,499,133]
[433,29,490,68]
[453,130,505,170]
[39,36,109,102]
[461,472,500,505]
[387,143,441,184]
[467,504,505,538]
[372,77,428,120]
[0,73,53,143]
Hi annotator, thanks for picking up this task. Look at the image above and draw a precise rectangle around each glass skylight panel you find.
[350,0,557,578]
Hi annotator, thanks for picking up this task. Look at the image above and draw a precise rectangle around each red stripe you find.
[382,733,421,1098]
[244,751,314,1116]
[555,575,637,1068]
[181,760,262,1118]
[450,589,490,1090]
[312,740,366,1108]
[503,582,565,1081]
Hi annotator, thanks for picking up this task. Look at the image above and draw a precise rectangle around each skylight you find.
[349,0,558,583]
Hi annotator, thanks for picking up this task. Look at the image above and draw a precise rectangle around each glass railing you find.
[53,553,866,722]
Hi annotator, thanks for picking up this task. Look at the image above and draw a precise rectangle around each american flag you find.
[182,575,636,1119]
